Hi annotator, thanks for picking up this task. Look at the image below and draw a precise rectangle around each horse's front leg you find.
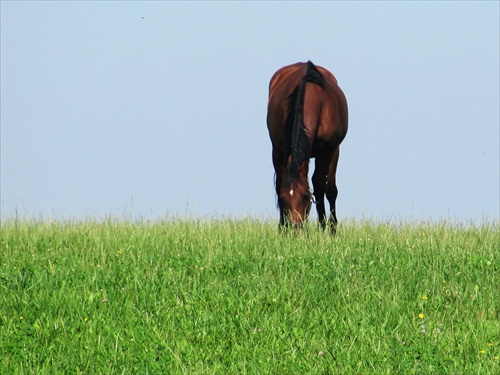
[312,158,328,230]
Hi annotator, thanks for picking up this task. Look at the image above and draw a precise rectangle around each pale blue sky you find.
[1,1,499,223]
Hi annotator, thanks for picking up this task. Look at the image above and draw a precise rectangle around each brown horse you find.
[267,61,348,233]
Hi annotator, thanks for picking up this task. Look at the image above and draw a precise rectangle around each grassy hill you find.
[1,219,499,374]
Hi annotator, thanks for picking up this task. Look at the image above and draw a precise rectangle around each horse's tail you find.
[285,61,326,179]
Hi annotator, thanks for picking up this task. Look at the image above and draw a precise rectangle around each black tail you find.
[285,61,325,181]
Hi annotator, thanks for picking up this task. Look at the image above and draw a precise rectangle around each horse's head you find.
[279,178,313,227]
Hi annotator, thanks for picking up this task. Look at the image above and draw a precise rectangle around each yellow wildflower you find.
[418,313,424,319]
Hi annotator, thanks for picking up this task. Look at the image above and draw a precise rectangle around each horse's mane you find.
[284,61,325,183]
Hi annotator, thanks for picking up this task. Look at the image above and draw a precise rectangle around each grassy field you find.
[1,218,499,374]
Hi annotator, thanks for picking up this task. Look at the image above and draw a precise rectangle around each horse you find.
[267,61,348,233]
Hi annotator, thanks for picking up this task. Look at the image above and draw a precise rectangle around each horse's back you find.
[267,62,347,149]
[268,62,339,97]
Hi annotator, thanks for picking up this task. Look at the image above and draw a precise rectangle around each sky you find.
[1,1,499,223]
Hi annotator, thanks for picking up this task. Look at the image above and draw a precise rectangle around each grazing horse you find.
[267,61,348,233]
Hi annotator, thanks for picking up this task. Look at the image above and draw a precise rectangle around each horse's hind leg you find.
[325,146,340,234]
[272,147,287,229]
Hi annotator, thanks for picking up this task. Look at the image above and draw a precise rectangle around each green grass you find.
[1,218,499,374]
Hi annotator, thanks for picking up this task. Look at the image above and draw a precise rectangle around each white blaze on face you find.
[289,189,294,197]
